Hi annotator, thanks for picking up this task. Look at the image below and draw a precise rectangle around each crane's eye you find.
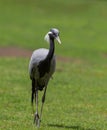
[53,32,56,35]
[53,32,57,37]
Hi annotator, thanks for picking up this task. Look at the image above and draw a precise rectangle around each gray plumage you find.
[29,48,56,88]
[28,28,61,127]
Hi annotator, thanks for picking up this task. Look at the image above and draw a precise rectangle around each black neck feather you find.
[46,38,54,60]
[38,38,55,78]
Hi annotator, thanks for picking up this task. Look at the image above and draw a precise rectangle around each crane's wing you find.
[29,48,56,79]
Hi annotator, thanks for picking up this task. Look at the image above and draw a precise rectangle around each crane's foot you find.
[34,113,40,127]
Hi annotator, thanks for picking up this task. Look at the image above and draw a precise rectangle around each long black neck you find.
[38,38,55,78]
[46,38,55,61]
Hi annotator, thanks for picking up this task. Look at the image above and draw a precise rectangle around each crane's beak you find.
[56,36,61,44]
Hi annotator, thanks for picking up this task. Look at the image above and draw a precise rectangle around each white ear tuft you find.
[44,31,52,43]
[44,33,49,43]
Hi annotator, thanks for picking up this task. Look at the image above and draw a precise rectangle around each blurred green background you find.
[0,0,107,130]
[1,0,107,59]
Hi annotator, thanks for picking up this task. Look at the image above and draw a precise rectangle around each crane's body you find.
[29,48,56,91]
[28,28,61,127]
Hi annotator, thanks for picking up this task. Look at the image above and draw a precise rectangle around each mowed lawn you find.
[0,0,107,130]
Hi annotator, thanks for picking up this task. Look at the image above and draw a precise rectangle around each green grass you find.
[0,58,107,130]
[0,0,107,130]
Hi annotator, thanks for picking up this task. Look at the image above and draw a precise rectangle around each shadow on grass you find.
[48,123,95,130]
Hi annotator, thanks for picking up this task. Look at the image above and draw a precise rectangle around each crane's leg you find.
[34,87,40,127]
[31,78,35,113]
[40,86,47,121]
[32,79,40,127]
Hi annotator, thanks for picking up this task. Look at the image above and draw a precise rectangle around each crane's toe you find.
[34,113,40,127]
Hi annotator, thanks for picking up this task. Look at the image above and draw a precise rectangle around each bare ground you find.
[0,46,71,62]
[0,46,32,57]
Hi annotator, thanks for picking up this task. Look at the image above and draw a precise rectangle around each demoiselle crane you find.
[29,28,61,127]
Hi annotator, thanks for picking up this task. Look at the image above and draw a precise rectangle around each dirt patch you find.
[0,46,32,58]
[0,46,71,62]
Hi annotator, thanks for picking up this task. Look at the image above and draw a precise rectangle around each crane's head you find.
[44,28,61,44]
